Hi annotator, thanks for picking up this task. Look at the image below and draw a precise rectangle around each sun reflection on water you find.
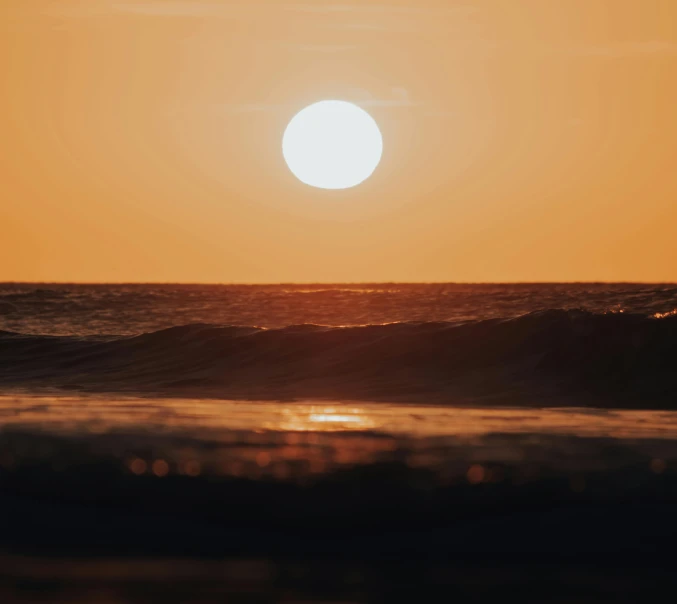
[3,396,677,483]
[272,406,377,432]
[5,396,677,441]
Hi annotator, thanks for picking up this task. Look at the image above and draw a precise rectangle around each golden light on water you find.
[272,406,378,432]
[3,396,675,485]
[4,396,677,441]
[467,464,486,485]
[152,459,169,477]
[129,458,147,475]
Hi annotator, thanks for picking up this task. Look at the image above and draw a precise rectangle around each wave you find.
[0,288,69,301]
[0,310,676,405]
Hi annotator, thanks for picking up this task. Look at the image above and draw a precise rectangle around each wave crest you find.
[0,310,675,405]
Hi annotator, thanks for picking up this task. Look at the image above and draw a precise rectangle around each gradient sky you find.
[2,0,676,283]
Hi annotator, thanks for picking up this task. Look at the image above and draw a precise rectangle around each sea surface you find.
[0,282,676,403]
[2,282,677,336]
[1,283,677,602]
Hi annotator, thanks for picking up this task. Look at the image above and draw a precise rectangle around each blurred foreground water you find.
[1,395,677,602]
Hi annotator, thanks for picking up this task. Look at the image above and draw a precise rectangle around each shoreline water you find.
[2,283,676,600]
[2,395,677,600]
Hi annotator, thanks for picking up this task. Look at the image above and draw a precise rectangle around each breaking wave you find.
[0,310,676,405]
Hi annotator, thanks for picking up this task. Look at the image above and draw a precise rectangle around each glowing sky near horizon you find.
[1,1,676,283]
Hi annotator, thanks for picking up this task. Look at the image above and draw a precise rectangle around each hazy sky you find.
[2,0,676,283]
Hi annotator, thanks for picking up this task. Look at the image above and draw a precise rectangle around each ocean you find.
[2,282,677,336]
[1,282,677,601]
[1,282,676,403]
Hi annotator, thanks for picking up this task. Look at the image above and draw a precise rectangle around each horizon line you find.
[1,280,676,287]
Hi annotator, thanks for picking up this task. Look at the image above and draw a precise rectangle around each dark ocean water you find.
[0,283,675,403]
[1,282,676,336]
[2,284,677,603]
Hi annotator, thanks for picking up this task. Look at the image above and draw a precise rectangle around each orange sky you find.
[1,0,676,283]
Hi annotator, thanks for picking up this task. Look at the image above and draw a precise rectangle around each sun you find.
[282,100,383,190]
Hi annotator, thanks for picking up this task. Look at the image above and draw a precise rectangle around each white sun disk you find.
[282,100,383,190]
